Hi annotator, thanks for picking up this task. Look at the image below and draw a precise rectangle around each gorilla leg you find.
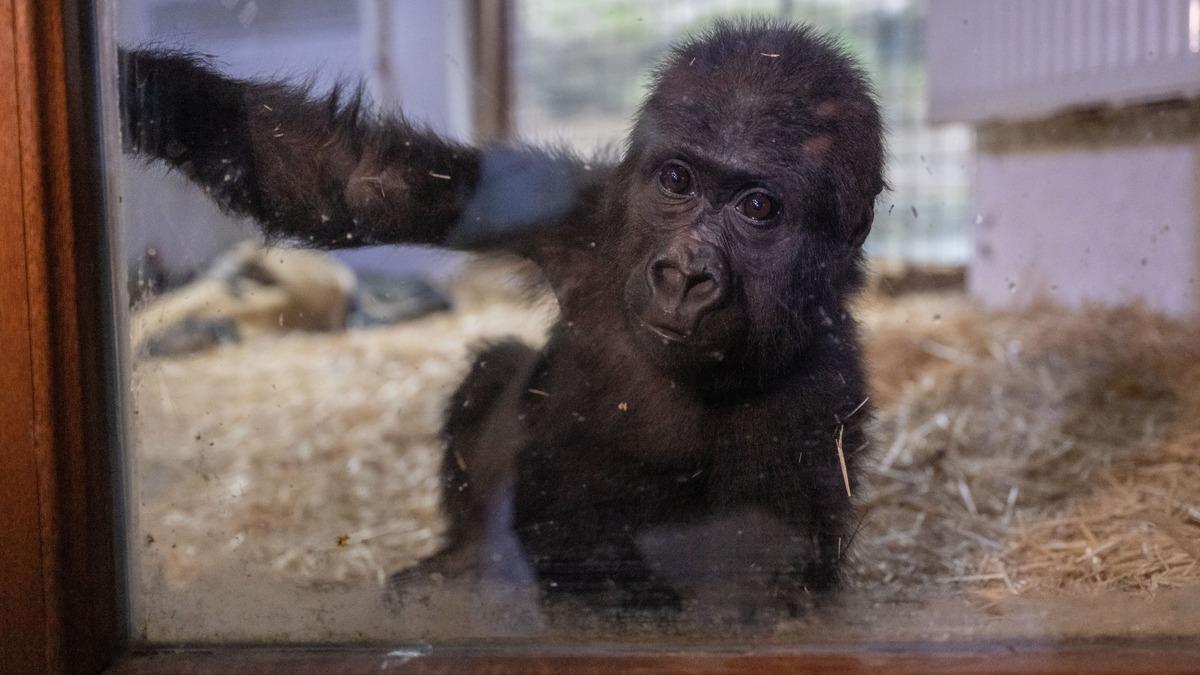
[440,339,537,544]
[390,339,538,594]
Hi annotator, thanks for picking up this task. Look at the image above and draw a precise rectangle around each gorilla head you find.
[617,22,884,382]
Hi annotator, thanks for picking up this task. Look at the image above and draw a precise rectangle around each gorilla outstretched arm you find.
[120,49,601,264]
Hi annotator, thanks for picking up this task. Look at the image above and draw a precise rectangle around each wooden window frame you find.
[469,0,513,143]
[1,1,1199,673]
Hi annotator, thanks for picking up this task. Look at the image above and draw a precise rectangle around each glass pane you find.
[101,0,1200,647]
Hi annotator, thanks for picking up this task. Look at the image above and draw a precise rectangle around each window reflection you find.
[111,0,1200,645]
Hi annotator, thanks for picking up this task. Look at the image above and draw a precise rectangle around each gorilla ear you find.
[850,199,874,250]
[838,195,874,255]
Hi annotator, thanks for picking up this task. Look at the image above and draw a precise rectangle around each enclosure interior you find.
[106,0,1200,645]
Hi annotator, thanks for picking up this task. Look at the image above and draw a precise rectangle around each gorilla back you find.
[121,18,884,613]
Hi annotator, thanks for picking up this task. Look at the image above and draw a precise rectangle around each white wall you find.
[970,139,1200,315]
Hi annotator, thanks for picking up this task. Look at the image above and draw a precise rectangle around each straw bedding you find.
[852,293,1200,595]
[132,259,1200,606]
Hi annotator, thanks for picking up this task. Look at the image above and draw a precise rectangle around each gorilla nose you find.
[647,241,728,331]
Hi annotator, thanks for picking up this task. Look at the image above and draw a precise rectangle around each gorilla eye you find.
[658,162,693,195]
[737,191,779,222]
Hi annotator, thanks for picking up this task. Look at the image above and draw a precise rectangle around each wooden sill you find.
[105,642,1200,675]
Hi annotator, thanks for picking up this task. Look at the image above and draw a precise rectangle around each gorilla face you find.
[619,146,834,380]
[615,27,883,382]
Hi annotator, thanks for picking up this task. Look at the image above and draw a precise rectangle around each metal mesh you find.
[513,0,972,264]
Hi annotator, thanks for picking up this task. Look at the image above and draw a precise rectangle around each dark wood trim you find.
[0,0,51,670]
[469,0,513,142]
[105,642,1200,675]
[0,1,120,673]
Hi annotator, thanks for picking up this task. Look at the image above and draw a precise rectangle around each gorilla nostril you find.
[687,276,717,297]
[650,260,686,294]
[647,248,727,324]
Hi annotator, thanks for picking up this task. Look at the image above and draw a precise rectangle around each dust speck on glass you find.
[105,0,1200,647]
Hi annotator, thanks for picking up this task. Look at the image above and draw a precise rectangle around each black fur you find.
[121,19,884,613]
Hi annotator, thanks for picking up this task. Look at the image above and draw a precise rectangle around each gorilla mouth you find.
[641,320,690,344]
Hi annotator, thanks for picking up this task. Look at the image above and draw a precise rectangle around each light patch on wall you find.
[1190,0,1200,53]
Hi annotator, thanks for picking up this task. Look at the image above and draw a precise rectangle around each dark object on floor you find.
[130,242,356,354]
[348,275,452,328]
[142,316,240,357]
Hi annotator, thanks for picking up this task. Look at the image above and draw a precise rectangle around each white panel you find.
[929,0,1200,123]
[969,141,1200,316]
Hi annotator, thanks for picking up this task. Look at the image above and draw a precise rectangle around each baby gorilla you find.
[121,18,884,614]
